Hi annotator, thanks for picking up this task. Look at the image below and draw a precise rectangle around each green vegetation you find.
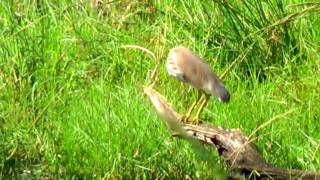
[1,0,319,178]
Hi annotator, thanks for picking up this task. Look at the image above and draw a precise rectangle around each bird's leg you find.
[181,91,204,123]
[193,95,209,124]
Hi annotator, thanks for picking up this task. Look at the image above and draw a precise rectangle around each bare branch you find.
[144,86,320,179]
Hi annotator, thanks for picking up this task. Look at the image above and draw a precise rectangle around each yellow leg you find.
[193,95,209,124]
[181,94,205,123]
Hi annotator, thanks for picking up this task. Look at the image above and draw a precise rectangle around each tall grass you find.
[0,0,319,178]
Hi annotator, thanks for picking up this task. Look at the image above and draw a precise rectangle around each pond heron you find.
[166,47,230,124]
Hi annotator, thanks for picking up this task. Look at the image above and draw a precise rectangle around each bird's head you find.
[218,88,230,103]
[211,81,230,103]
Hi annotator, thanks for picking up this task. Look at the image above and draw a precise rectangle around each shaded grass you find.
[0,0,320,178]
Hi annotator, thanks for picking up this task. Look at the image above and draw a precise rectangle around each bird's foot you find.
[180,114,191,123]
[191,117,200,125]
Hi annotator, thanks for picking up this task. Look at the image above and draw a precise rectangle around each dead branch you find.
[144,86,320,179]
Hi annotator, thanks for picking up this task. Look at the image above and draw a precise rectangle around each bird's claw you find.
[180,114,191,123]
[191,117,200,125]
[180,115,200,125]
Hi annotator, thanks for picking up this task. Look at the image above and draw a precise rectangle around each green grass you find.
[0,0,319,178]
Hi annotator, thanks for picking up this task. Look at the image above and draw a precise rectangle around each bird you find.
[166,47,230,124]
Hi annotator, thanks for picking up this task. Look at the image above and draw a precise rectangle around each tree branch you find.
[144,86,320,179]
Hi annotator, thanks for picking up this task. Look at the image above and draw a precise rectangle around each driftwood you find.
[144,86,320,179]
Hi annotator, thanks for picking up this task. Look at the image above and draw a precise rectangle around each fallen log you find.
[144,86,320,179]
